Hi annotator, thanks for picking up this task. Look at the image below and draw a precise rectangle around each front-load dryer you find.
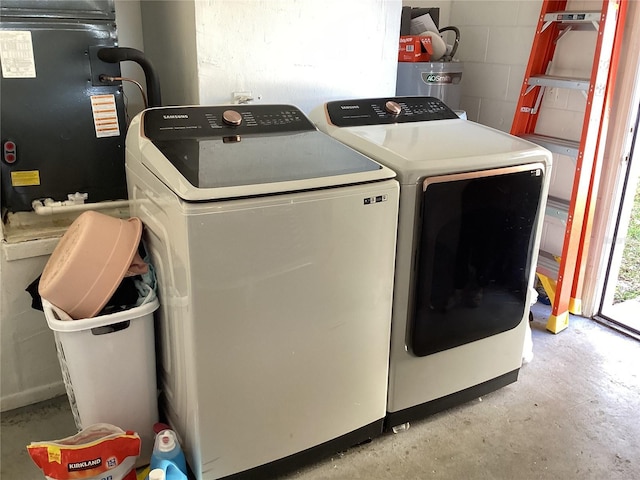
[311,96,552,429]
[125,105,399,479]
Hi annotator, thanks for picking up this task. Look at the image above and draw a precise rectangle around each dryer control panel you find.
[143,105,315,141]
[326,96,459,127]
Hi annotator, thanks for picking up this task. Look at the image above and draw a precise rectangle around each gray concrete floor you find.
[2,303,639,480]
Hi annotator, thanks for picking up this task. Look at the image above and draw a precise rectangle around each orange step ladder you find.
[510,0,628,333]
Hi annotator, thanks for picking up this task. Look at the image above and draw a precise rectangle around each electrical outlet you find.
[232,91,253,104]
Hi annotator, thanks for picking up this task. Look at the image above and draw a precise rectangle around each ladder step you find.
[520,134,580,158]
[544,11,601,24]
[537,250,559,279]
[528,74,590,91]
[541,11,601,34]
[546,195,570,222]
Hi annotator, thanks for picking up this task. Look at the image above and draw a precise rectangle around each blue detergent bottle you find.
[150,429,187,476]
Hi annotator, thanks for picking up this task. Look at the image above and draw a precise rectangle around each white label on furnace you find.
[90,94,121,138]
[0,31,36,78]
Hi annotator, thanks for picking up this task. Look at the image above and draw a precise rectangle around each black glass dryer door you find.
[411,164,545,357]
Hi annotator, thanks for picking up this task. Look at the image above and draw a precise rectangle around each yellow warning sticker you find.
[11,170,40,187]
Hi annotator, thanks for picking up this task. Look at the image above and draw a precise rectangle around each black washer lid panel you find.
[326,96,459,127]
[142,106,382,189]
[143,104,316,140]
[152,132,382,189]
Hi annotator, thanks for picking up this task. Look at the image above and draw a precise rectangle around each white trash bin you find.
[43,290,159,466]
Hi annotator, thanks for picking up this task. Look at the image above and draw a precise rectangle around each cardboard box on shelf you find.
[398,35,433,62]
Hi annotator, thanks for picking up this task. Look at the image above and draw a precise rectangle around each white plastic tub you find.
[43,291,159,466]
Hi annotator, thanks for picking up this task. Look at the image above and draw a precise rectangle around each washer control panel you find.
[326,96,459,127]
[144,105,315,140]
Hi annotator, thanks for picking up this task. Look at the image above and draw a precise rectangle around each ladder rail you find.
[551,0,619,325]
[571,0,629,313]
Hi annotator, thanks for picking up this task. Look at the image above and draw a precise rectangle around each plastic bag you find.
[27,423,140,480]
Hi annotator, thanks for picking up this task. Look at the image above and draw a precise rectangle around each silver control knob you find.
[222,110,243,126]
[384,101,402,115]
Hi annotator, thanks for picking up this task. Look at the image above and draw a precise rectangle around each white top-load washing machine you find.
[311,96,552,429]
[125,105,399,479]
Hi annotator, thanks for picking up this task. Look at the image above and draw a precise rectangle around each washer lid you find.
[315,97,552,184]
[137,105,395,201]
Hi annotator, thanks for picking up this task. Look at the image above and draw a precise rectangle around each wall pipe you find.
[97,47,162,107]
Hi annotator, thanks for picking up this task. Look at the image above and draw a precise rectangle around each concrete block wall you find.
[451,0,541,132]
